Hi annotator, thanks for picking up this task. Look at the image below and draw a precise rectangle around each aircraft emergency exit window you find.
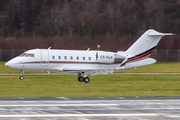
[71,56,73,60]
[19,53,27,57]
[64,56,67,60]
[83,57,85,60]
[59,56,61,59]
[89,57,91,60]
[77,57,79,60]
[25,54,34,57]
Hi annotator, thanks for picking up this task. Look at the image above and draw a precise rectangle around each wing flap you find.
[53,66,114,76]
[86,69,114,76]
[62,67,113,71]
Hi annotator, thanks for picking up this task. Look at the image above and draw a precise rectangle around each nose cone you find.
[5,61,11,67]
[5,58,23,69]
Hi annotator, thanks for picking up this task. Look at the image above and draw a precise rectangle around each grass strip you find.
[0,74,179,97]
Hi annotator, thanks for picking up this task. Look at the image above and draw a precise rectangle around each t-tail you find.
[116,29,173,70]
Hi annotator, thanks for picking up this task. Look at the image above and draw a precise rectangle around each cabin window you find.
[89,57,91,60]
[25,53,34,57]
[70,56,73,60]
[83,57,85,60]
[77,56,79,60]
[64,56,67,60]
[52,56,55,59]
[59,56,61,59]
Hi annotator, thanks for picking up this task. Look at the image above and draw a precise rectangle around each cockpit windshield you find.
[19,53,27,57]
[19,53,34,57]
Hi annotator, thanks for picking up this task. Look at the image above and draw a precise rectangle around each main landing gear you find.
[77,72,90,83]
[19,70,24,80]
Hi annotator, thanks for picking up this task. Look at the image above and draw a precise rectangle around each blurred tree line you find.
[0,0,179,50]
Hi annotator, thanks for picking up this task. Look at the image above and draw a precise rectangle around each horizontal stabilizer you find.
[125,58,156,70]
[115,58,156,71]
[148,32,174,36]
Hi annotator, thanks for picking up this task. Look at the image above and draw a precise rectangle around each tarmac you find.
[0,97,179,120]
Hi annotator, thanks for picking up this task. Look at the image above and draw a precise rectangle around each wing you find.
[59,67,114,76]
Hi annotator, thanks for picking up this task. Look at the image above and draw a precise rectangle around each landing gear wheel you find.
[84,77,90,83]
[19,76,24,80]
[78,76,84,82]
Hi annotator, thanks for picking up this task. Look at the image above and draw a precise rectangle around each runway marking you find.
[1,108,179,111]
[0,114,158,118]
[0,104,118,107]
[56,97,70,100]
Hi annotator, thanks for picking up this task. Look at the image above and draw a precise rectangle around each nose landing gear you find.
[19,70,24,80]
[19,76,24,80]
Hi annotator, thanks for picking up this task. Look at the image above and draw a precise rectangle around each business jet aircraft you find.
[5,29,173,83]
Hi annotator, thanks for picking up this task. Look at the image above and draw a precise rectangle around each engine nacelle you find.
[114,54,126,63]
[97,51,115,63]
[96,52,126,64]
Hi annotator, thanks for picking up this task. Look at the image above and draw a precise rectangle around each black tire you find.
[78,76,84,82]
[19,76,24,80]
[84,77,90,83]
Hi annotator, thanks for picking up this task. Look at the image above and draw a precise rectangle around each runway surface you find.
[0,97,180,120]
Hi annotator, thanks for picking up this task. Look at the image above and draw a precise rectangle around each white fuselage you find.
[5,49,124,72]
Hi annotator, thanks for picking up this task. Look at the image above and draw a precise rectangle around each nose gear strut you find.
[19,70,24,80]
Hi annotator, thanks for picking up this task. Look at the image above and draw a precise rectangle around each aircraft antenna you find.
[48,47,51,50]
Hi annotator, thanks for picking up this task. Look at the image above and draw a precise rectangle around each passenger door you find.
[40,49,49,66]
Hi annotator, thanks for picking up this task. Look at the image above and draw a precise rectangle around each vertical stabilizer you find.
[117,29,173,68]
[126,29,173,56]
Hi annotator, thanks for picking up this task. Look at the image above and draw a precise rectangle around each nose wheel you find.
[19,76,24,80]
[19,70,24,80]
